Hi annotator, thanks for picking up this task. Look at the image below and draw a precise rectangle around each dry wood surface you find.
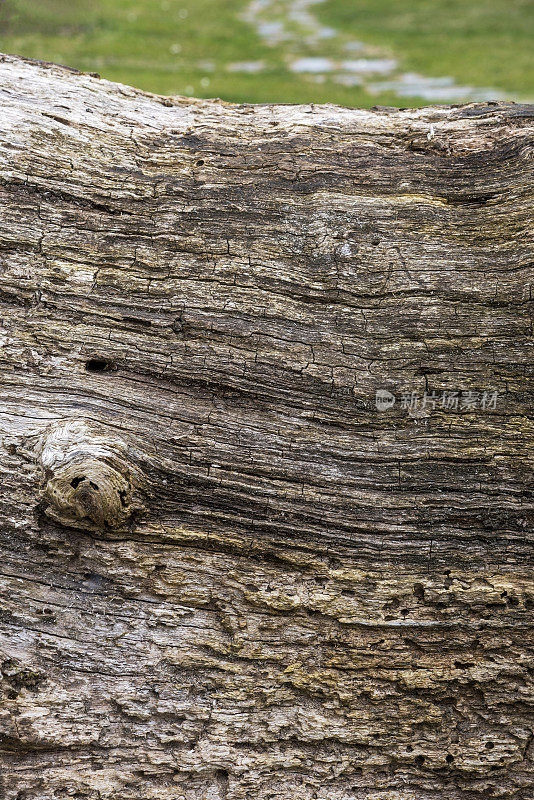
[0,53,533,800]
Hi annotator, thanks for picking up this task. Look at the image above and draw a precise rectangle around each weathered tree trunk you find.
[0,53,533,800]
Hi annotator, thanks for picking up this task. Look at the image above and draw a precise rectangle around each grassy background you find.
[319,0,534,99]
[0,0,532,106]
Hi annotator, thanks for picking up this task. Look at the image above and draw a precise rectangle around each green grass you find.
[319,0,534,99]
[0,0,532,106]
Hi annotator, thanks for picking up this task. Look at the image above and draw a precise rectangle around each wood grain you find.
[0,54,533,800]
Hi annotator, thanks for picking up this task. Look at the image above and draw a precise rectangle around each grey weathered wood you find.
[0,53,533,800]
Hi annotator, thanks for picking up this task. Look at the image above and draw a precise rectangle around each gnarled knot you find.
[37,420,142,530]
[46,458,131,529]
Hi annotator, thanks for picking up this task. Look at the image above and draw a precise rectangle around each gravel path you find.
[238,0,510,102]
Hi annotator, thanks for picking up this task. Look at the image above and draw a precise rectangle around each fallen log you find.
[0,53,533,800]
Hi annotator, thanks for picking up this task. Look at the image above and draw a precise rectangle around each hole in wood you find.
[413,583,425,600]
[85,358,114,372]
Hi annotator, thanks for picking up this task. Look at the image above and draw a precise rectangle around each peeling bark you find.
[0,54,533,800]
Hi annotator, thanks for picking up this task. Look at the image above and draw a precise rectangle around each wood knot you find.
[37,420,143,530]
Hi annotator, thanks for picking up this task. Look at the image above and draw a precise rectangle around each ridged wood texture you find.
[0,54,533,800]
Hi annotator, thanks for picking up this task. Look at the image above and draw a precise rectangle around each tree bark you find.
[0,53,533,800]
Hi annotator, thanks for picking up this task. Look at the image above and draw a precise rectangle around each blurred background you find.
[0,0,532,107]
